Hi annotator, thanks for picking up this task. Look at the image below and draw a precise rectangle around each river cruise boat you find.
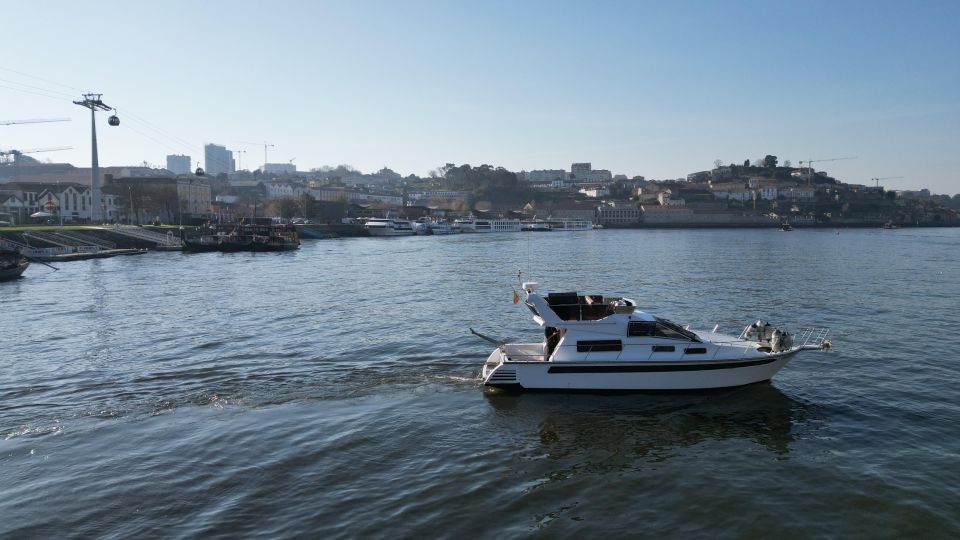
[365,218,416,236]
[414,218,458,235]
[454,218,522,233]
[183,219,300,252]
[545,220,593,231]
[477,282,831,391]
[0,249,29,281]
[520,220,552,232]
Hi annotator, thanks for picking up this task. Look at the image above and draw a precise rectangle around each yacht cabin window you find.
[628,319,700,342]
[576,340,622,353]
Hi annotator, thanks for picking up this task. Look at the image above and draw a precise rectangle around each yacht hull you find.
[482,350,798,391]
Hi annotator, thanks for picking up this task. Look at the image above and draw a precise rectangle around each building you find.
[710,182,752,202]
[263,181,306,200]
[0,181,124,222]
[657,191,686,207]
[261,163,296,174]
[0,194,26,223]
[596,201,640,226]
[780,186,816,200]
[177,178,212,216]
[570,162,613,183]
[571,163,592,178]
[306,188,403,206]
[204,144,235,176]
[526,169,567,183]
[640,205,694,224]
[106,176,210,223]
[579,185,609,198]
[166,154,191,175]
[687,171,711,183]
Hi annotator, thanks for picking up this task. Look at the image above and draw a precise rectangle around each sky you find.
[1,0,958,193]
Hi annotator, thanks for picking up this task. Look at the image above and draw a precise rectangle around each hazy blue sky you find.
[2,1,958,193]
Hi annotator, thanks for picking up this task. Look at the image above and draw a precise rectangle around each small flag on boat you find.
[512,289,520,304]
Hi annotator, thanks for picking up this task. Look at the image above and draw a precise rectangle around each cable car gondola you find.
[108,109,120,126]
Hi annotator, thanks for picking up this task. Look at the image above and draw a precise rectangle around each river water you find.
[2,228,959,538]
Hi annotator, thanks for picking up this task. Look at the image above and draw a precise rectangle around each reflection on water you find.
[484,383,814,463]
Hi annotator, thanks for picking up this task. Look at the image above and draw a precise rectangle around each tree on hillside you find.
[764,155,778,168]
[270,196,301,220]
[743,159,750,167]
[143,185,179,224]
[714,159,723,168]
[439,163,528,205]
[784,160,792,168]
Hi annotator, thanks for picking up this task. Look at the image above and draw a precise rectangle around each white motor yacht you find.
[365,218,416,237]
[478,282,831,391]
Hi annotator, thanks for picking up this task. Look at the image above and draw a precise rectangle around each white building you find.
[261,163,297,174]
[408,190,469,202]
[204,144,235,176]
[579,186,609,198]
[264,182,305,200]
[166,154,191,175]
[570,162,612,183]
[780,187,816,200]
[308,188,403,206]
[527,169,567,183]
[29,184,124,222]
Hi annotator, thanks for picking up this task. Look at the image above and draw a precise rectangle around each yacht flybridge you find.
[478,283,831,391]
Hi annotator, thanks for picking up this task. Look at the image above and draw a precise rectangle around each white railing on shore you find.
[18,245,103,257]
[110,224,182,247]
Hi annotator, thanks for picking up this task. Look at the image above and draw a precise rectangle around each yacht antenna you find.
[517,270,522,287]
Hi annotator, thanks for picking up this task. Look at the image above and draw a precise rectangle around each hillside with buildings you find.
[1,149,957,228]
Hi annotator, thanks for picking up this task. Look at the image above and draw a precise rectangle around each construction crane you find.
[871,176,903,188]
[0,146,73,161]
[0,146,73,182]
[236,141,275,170]
[0,118,71,126]
[797,156,857,185]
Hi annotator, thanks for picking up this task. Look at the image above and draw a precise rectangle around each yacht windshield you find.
[630,319,700,341]
[655,318,701,342]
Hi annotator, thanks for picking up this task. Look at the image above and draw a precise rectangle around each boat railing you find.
[0,237,30,252]
[797,327,831,348]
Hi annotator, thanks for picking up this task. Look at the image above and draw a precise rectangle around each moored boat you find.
[520,220,552,232]
[454,218,521,233]
[477,282,831,391]
[545,220,593,231]
[183,218,300,252]
[365,218,416,237]
[0,249,29,281]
